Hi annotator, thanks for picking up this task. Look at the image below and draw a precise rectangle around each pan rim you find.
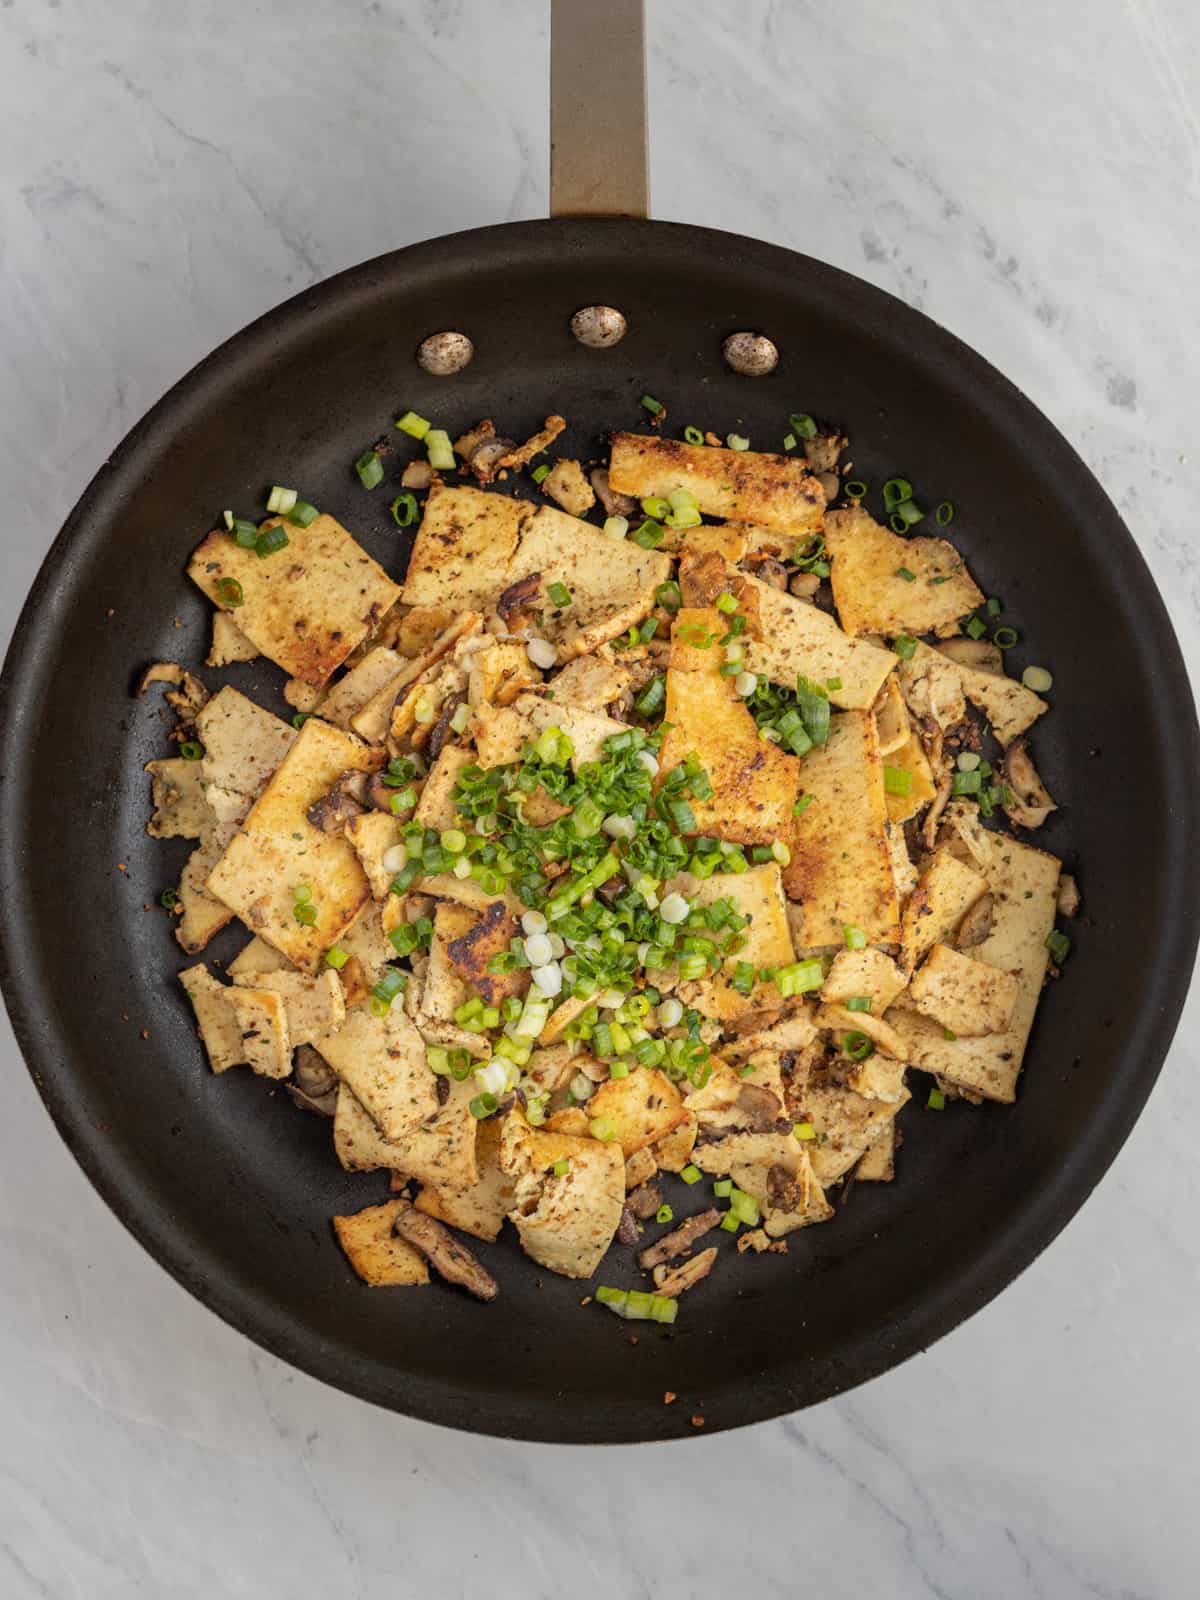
[2,216,1197,1442]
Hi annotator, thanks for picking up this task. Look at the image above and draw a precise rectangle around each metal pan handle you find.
[550,0,649,218]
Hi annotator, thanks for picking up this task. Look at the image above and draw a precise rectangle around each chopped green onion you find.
[892,500,924,528]
[964,615,988,640]
[951,769,982,796]
[286,500,319,527]
[641,496,671,519]
[655,580,682,613]
[895,566,917,583]
[720,1213,740,1233]
[728,1187,760,1225]
[293,902,317,927]
[956,752,981,772]
[726,433,750,452]
[883,766,913,796]
[713,1178,733,1197]
[546,581,572,609]
[843,925,866,950]
[1045,929,1071,963]
[935,500,954,526]
[842,1030,874,1062]
[426,1047,450,1076]
[793,1121,816,1141]
[634,676,665,718]
[603,515,629,540]
[179,740,204,761]
[892,635,918,660]
[291,713,310,730]
[782,432,797,451]
[255,524,289,558]
[229,517,258,548]
[774,959,825,998]
[355,449,383,489]
[395,410,431,439]
[680,1164,702,1185]
[715,591,739,615]
[788,413,818,440]
[927,1088,946,1110]
[985,596,1003,617]
[589,1115,618,1142]
[845,996,872,1013]
[943,1028,957,1041]
[425,429,456,471]
[159,888,179,909]
[531,463,551,484]
[470,1092,499,1119]
[826,677,842,691]
[883,477,913,510]
[216,577,244,608]
[266,485,297,515]
[390,492,419,527]
[683,425,705,445]
[372,969,407,1006]
[324,945,350,970]
[993,627,1020,650]
[640,394,665,416]
[1022,665,1053,693]
[793,794,814,816]
[655,1204,674,1224]
[630,519,664,549]
[843,480,867,499]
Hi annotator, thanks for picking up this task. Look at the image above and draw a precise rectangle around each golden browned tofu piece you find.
[413,1118,514,1243]
[332,1199,430,1286]
[734,570,897,712]
[206,719,378,971]
[446,900,531,1008]
[401,485,532,610]
[825,505,983,637]
[908,943,1020,1036]
[656,608,801,847]
[682,863,796,1025]
[583,1069,687,1158]
[608,433,824,538]
[783,710,900,945]
[499,1111,625,1280]
[189,514,401,687]
[316,1005,438,1142]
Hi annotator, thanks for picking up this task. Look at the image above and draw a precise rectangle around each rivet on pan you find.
[571,306,627,349]
[722,331,779,377]
[417,331,475,376]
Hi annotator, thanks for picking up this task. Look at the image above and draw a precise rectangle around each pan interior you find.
[1,219,1194,1441]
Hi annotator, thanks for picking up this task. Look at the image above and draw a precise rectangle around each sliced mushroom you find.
[453,419,496,459]
[955,891,995,949]
[652,1245,718,1298]
[427,692,466,763]
[626,1182,664,1220]
[1057,874,1081,918]
[935,637,1004,676]
[745,556,790,592]
[286,1044,339,1117]
[466,436,518,484]
[138,661,209,721]
[789,571,821,600]
[920,774,954,852]
[365,768,412,816]
[306,769,368,833]
[816,470,841,503]
[496,571,542,629]
[392,1200,498,1301]
[637,1208,720,1270]
[590,466,638,520]
[617,1206,639,1246]
[766,1162,807,1214]
[1001,740,1057,829]
[803,429,847,475]
[496,416,567,473]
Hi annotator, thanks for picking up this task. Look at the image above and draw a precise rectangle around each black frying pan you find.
[1,3,1196,1444]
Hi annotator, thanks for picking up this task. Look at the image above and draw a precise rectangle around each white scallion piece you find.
[659,892,689,925]
[527,638,558,670]
[521,909,548,937]
[382,844,408,875]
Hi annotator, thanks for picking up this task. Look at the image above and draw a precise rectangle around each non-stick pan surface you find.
[1,218,1196,1442]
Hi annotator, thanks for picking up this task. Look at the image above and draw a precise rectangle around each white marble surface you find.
[2,0,1198,1594]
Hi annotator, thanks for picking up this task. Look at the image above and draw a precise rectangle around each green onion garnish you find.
[635,676,665,718]
[726,433,750,452]
[371,969,407,1006]
[782,432,797,452]
[292,713,310,730]
[842,1030,874,1062]
[892,500,924,528]
[179,741,204,761]
[640,394,665,416]
[793,794,814,816]
[324,946,350,970]
[390,492,418,527]
[845,996,872,1013]
[655,1204,674,1225]
[395,410,431,439]
[993,627,1020,650]
[255,524,289,558]
[683,425,704,445]
[950,769,982,796]
[680,1164,702,1185]
[826,677,842,690]
[531,463,551,484]
[159,888,179,909]
[927,1088,946,1110]
[547,581,572,608]
[1045,929,1071,963]
[844,480,867,499]
[883,766,913,796]
[286,500,319,527]
[655,580,682,613]
[882,477,913,510]
[935,500,954,526]
[216,577,244,608]
[266,485,297,515]
[964,615,988,640]
[424,429,456,471]
[630,518,664,549]
[892,635,918,660]
[715,591,739,615]
[788,413,818,440]
[895,567,916,583]
[355,450,383,490]
[229,517,258,548]
[985,596,1002,617]
[843,925,866,950]
[470,1092,499,1120]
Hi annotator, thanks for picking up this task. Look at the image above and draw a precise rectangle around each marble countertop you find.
[2,1,1198,1594]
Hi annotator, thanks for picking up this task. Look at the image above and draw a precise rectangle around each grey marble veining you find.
[1,1,1198,1596]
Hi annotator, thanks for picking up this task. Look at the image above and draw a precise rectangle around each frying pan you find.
[1,1,1196,1445]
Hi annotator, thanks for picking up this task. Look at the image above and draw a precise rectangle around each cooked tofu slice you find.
[536,653,632,712]
[344,810,405,900]
[502,506,672,661]
[896,639,967,731]
[731,570,896,712]
[206,611,260,667]
[873,677,910,757]
[898,846,990,969]
[413,1117,514,1243]
[889,834,1060,1101]
[583,1069,687,1158]
[883,732,937,824]
[902,640,1045,747]
[333,1080,479,1188]
[401,485,532,610]
[226,936,294,980]
[332,1199,430,1286]
[908,943,1019,1036]
[175,824,237,954]
[888,820,920,901]
[730,1150,834,1237]
[315,1004,438,1141]
[238,969,346,1046]
[194,686,297,799]
[542,458,595,517]
[796,1070,909,1184]
[226,987,292,1079]
[820,947,908,1012]
[179,964,244,1073]
[145,758,211,840]
[825,506,983,637]
[608,432,824,538]
[656,608,801,847]
[350,613,483,744]
[337,899,397,989]
[651,1111,698,1172]
[499,1111,625,1280]
[446,900,530,1008]
[318,647,406,730]
[473,692,624,770]
[681,863,796,1025]
[854,1120,896,1181]
[421,903,477,1022]
[466,640,540,710]
[783,710,900,946]
[413,745,475,832]
[206,719,378,971]
[189,514,401,686]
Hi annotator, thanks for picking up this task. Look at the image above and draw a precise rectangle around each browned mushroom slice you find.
[637,1208,721,1270]
[956,891,995,948]
[1057,874,1081,918]
[400,459,434,491]
[496,570,543,630]
[803,428,847,475]
[391,1200,498,1302]
[137,660,210,721]
[287,1043,340,1116]
[652,1246,718,1298]
[1000,739,1058,829]
[590,466,638,520]
[496,414,567,473]
[365,766,415,817]
[626,1182,664,1220]
[306,769,368,833]
[453,418,496,461]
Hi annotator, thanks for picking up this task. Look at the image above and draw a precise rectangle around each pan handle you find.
[550,0,649,218]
